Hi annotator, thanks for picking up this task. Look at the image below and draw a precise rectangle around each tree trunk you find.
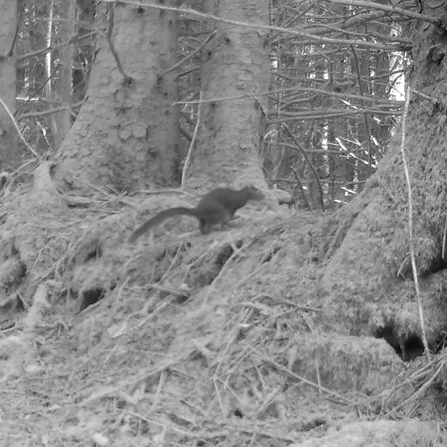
[320,7,447,349]
[28,2,53,151]
[53,0,75,150]
[0,0,19,170]
[55,2,179,192]
[184,0,269,190]
[72,0,96,104]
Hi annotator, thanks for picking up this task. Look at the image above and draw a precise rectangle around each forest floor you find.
[1,170,446,446]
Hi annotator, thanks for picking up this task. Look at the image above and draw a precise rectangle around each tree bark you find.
[320,7,447,347]
[55,2,179,192]
[53,0,75,149]
[0,0,19,170]
[72,0,96,104]
[184,0,269,190]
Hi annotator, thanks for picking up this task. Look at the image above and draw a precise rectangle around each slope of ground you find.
[0,164,446,446]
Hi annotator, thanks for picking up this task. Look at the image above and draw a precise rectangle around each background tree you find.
[52,0,75,149]
[321,0,447,356]
[16,0,95,158]
[267,0,409,209]
[10,0,418,199]
[181,0,269,189]
[54,1,180,191]
[0,0,20,169]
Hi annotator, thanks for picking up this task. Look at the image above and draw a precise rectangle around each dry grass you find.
[0,182,446,446]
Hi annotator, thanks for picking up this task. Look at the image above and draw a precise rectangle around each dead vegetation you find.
[0,165,447,446]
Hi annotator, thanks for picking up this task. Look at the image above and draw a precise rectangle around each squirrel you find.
[128,185,264,242]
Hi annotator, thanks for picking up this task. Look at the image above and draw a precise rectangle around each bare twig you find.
[105,4,132,84]
[411,90,437,103]
[350,45,373,175]
[18,102,83,120]
[443,218,447,260]
[177,86,403,107]
[181,91,203,187]
[17,32,95,63]
[7,0,26,56]
[159,31,217,79]
[396,254,410,279]
[290,166,312,210]
[325,0,438,24]
[0,96,39,158]
[249,345,354,404]
[282,125,325,211]
[100,0,412,51]
[400,86,430,359]
[377,179,397,203]
[146,282,190,299]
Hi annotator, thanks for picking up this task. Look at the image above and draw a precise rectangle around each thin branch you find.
[273,105,402,116]
[325,0,438,24]
[15,74,55,117]
[181,91,203,188]
[304,22,411,45]
[442,218,447,260]
[279,142,368,154]
[350,45,373,175]
[399,86,430,359]
[17,32,96,63]
[158,31,217,79]
[290,167,312,211]
[100,0,412,51]
[105,4,132,84]
[0,96,39,159]
[299,10,389,38]
[18,102,83,120]
[176,86,404,107]
[282,125,325,211]
[269,108,401,124]
[7,0,26,56]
